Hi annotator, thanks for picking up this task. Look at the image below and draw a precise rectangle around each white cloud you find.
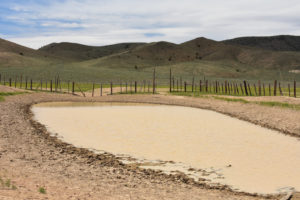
[2,0,300,49]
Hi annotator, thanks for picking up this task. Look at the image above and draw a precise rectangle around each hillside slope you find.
[223,35,300,51]
[38,42,146,61]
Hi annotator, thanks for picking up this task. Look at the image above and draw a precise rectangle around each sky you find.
[0,0,300,49]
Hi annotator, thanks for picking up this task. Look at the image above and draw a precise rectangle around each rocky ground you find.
[0,85,299,199]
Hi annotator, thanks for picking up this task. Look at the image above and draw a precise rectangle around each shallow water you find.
[32,102,300,194]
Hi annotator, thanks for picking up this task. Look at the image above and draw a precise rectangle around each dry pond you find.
[32,102,300,195]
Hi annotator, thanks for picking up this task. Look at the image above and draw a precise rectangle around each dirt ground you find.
[0,85,299,199]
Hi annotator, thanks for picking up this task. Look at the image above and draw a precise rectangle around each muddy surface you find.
[32,102,300,194]
[1,85,300,199]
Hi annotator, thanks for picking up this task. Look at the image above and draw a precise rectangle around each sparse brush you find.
[39,187,46,194]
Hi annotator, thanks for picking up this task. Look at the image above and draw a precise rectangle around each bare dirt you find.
[1,85,299,199]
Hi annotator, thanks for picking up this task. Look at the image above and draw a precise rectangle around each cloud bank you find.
[0,0,300,49]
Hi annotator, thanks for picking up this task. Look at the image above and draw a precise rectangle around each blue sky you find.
[1,0,300,49]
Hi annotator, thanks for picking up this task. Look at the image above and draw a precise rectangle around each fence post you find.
[9,78,12,87]
[72,81,74,94]
[0,74,1,83]
[269,84,271,96]
[153,68,156,94]
[169,68,172,92]
[25,77,28,89]
[263,83,265,96]
[100,83,103,96]
[288,84,290,97]
[243,81,248,96]
[110,82,113,95]
[50,80,53,92]
[92,83,95,97]
[180,77,182,91]
[294,80,297,98]
[258,80,261,96]
[135,81,137,93]
[274,80,277,96]
[46,80,47,91]
[192,77,194,92]
[120,81,122,94]
[126,82,128,93]
[199,80,202,92]
[184,81,187,92]
[14,76,17,88]
[30,79,33,90]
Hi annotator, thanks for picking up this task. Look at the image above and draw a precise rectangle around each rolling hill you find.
[1,36,300,82]
[39,42,146,61]
[223,35,300,52]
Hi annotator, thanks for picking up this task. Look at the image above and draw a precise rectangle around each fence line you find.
[0,71,298,98]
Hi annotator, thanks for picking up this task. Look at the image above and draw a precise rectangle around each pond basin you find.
[32,102,300,195]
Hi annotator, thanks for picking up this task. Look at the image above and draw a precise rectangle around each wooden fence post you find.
[50,80,53,92]
[269,84,271,96]
[258,80,261,96]
[263,83,265,96]
[14,76,17,88]
[192,77,194,92]
[92,83,95,97]
[72,81,74,94]
[25,77,28,89]
[9,78,12,87]
[176,79,178,92]
[153,68,156,94]
[184,81,187,92]
[288,83,291,97]
[243,81,248,96]
[110,82,113,95]
[274,80,277,96]
[120,81,122,94]
[100,83,103,96]
[126,82,128,93]
[135,81,137,93]
[294,80,297,98]
[169,68,172,92]
[30,79,33,90]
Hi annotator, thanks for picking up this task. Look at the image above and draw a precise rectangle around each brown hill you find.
[110,37,300,70]
[38,42,146,61]
[223,35,300,51]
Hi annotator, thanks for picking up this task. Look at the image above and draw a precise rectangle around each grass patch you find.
[0,177,17,190]
[0,92,27,101]
[39,187,46,194]
[255,101,300,110]
[212,96,249,103]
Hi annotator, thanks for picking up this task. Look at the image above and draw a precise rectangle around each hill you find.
[223,35,300,51]
[1,36,300,82]
[38,42,146,61]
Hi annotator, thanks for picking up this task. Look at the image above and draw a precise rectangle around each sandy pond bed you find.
[32,101,300,195]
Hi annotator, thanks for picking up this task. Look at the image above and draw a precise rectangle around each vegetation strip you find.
[170,92,300,110]
[0,92,27,101]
